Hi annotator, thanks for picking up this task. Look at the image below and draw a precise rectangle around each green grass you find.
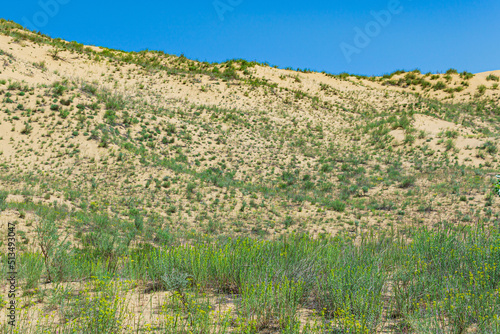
[2,211,500,333]
[487,74,499,82]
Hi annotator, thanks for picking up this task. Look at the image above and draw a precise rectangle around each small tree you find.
[48,48,62,60]
[35,219,71,283]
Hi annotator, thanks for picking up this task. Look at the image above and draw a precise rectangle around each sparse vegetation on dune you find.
[0,19,499,333]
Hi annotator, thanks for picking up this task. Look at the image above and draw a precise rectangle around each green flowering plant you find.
[494,175,500,197]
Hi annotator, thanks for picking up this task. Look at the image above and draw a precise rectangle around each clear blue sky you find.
[3,0,499,75]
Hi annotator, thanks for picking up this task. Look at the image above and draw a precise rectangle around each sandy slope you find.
[0,25,498,239]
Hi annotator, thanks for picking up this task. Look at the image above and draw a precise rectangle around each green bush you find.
[20,122,33,135]
[477,84,487,95]
[460,71,474,79]
[486,74,499,82]
[327,199,346,212]
[81,83,97,95]
[433,81,447,90]
[52,82,67,96]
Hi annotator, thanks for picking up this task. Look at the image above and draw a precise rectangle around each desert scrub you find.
[477,84,487,95]
[494,175,500,197]
[35,218,73,283]
[392,229,500,333]
[63,278,132,333]
[129,228,500,332]
[18,252,44,289]
[239,277,304,330]
[486,74,499,82]
[160,288,231,334]
[1,206,500,332]
[314,243,386,332]
[131,234,389,332]
[0,190,7,210]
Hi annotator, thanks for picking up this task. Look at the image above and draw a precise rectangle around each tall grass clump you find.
[160,286,232,334]
[128,233,391,332]
[239,277,305,331]
[67,278,131,333]
[314,242,386,332]
[392,228,500,332]
[0,190,7,211]
[123,228,500,332]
